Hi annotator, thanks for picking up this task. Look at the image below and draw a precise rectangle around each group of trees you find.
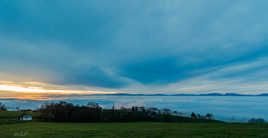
[2,101,267,123]
[37,102,102,122]
[191,112,214,120]
[248,118,265,123]
[37,101,219,123]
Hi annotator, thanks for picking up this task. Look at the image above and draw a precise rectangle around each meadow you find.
[0,111,267,138]
[1,122,268,138]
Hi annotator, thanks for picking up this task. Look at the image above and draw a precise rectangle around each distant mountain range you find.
[90,93,268,96]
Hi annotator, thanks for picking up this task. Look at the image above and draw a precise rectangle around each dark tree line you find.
[191,112,214,120]
[37,102,102,122]
[37,101,219,123]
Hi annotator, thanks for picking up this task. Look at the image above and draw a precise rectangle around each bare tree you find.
[0,102,7,111]
[206,113,213,120]
[191,112,196,119]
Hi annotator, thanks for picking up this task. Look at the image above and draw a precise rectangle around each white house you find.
[19,114,32,121]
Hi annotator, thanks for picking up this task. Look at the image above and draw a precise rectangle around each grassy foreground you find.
[0,122,268,138]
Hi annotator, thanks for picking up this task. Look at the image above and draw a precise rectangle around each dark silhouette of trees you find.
[205,113,213,120]
[248,118,265,123]
[37,101,219,123]
[191,112,197,119]
[38,101,102,122]
[0,102,7,111]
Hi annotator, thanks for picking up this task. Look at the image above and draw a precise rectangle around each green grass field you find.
[0,122,268,138]
[0,111,268,138]
[0,111,41,119]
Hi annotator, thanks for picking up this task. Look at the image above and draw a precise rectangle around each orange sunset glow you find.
[0,81,118,100]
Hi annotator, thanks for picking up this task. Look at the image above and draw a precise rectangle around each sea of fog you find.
[1,96,268,122]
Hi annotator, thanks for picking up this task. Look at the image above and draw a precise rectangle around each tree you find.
[197,114,201,119]
[191,112,196,119]
[206,113,213,120]
[0,102,7,111]
[16,107,20,111]
[87,102,100,109]
[162,108,171,115]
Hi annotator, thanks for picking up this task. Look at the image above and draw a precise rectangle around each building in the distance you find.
[18,114,32,121]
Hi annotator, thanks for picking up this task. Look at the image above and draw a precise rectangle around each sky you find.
[1,0,268,98]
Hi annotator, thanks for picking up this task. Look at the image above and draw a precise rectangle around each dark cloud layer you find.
[61,66,127,88]
[1,0,268,93]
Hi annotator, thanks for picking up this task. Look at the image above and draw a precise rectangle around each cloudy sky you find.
[1,0,268,97]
